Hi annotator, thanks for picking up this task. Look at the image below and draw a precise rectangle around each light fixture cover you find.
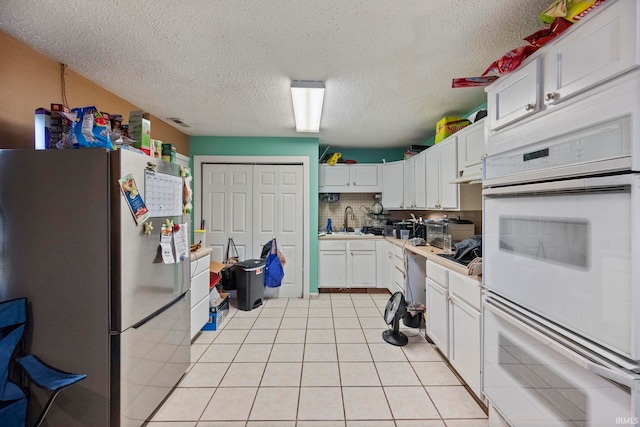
[291,80,325,133]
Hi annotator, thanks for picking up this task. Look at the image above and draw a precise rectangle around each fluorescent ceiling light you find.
[291,80,325,133]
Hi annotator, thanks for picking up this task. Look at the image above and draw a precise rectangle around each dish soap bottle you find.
[326,218,333,234]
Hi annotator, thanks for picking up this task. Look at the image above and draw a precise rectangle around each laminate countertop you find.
[385,238,480,281]
[190,246,213,262]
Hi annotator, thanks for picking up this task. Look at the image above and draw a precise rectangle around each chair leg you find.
[33,389,63,427]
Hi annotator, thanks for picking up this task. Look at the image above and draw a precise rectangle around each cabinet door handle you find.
[347,182,350,185]
[545,92,558,102]
[525,103,535,111]
[353,182,356,186]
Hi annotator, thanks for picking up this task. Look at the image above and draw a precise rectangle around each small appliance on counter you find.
[394,221,414,239]
[426,218,475,249]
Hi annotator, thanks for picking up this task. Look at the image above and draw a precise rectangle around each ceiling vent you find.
[167,118,190,128]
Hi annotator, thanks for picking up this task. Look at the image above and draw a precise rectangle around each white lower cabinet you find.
[426,260,483,400]
[391,243,405,294]
[448,271,482,399]
[190,252,211,340]
[319,239,378,288]
[426,261,449,358]
[348,240,377,286]
[318,241,348,287]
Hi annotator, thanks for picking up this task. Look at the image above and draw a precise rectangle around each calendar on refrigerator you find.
[144,170,183,217]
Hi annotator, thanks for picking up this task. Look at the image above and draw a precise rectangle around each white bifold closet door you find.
[202,163,303,298]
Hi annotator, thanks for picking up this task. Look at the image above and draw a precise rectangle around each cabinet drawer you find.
[191,253,211,277]
[191,269,210,308]
[319,240,347,251]
[392,266,405,291]
[393,253,405,273]
[391,243,404,259]
[349,240,376,251]
[427,260,448,288]
[449,270,481,311]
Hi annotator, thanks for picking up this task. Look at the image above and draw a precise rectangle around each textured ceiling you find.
[0,0,550,148]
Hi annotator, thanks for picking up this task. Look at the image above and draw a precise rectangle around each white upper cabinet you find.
[319,164,382,193]
[487,57,542,131]
[403,155,415,208]
[382,161,404,208]
[439,138,459,209]
[544,0,640,106]
[486,0,640,137]
[426,137,459,210]
[323,164,351,187]
[413,151,427,208]
[455,120,485,183]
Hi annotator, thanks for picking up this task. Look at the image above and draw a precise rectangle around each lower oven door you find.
[483,173,638,362]
[484,297,638,427]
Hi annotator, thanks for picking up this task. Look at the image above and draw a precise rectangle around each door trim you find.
[193,155,310,298]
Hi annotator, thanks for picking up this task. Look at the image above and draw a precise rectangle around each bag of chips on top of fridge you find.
[69,106,114,150]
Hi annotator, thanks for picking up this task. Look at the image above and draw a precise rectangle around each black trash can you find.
[234,259,266,311]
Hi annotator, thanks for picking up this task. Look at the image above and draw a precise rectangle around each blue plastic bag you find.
[264,238,284,288]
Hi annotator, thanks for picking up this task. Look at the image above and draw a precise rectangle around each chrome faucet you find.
[344,206,355,232]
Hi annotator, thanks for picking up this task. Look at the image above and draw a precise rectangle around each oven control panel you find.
[484,117,631,181]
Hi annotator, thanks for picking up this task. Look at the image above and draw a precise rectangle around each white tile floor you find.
[148,293,488,427]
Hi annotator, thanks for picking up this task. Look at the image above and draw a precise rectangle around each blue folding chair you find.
[0,298,28,427]
[0,298,86,427]
[15,355,87,427]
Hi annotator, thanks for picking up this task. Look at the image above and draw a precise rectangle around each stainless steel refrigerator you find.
[0,148,190,426]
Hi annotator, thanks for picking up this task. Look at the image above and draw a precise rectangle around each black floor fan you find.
[382,292,408,346]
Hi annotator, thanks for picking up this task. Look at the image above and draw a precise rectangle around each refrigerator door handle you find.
[130,292,187,330]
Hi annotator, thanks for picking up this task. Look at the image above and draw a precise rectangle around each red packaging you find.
[452,76,499,88]
[524,17,572,48]
[481,45,539,77]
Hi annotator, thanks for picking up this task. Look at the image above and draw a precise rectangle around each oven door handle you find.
[586,361,637,389]
[486,298,640,389]
[482,173,632,196]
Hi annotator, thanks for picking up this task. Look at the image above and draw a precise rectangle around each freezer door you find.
[111,150,190,331]
[114,291,190,426]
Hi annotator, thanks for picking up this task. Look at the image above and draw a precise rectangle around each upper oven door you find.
[483,174,638,361]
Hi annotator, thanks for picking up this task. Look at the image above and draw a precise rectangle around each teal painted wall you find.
[189,136,320,293]
[320,147,405,164]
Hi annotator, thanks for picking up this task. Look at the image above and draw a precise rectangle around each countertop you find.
[320,234,481,282]
[386,238,480,280]
[318,233,385,239]
[190,246,213,262]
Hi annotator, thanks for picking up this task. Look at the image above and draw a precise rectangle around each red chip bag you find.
[524,17,573,48]
[481,45,539,77]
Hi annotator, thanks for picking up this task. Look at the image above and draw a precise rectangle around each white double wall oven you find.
[482,52,640,426]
